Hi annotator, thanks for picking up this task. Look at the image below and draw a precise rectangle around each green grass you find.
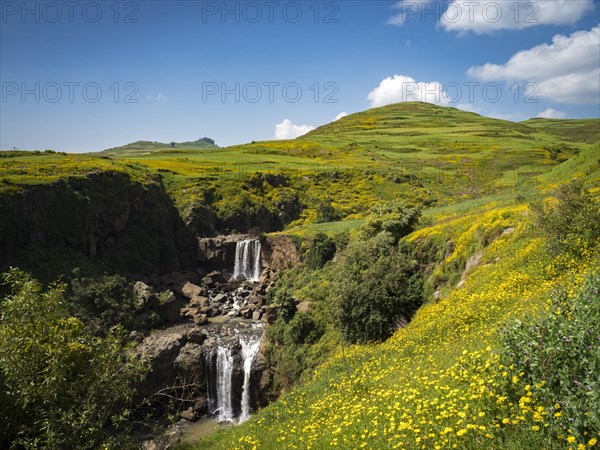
[1,102,597,228]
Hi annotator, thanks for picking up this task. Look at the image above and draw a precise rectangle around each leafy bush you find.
[531,180,600,256]
[0,268,148,449]
[336,232,423,343]
[285,312,324,346]
[497,273,600,444]
[67,271,150,335]
[358,200,421,243]
[304,233,336,270]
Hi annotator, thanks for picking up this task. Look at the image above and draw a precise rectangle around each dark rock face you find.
[0,171,196,279]
[196,234,300,275]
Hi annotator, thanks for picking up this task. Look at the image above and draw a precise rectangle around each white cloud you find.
[334,112,348,121]
[468,26,600,104]
[537,68,600,104]
[146,93,168,102]
[274,119,315,140]
[367,74,448,107]
[487,111,527,122]
[456,103,482,114]
[440,0,593,34]
[388,0,433,26]
[536,108,566,119]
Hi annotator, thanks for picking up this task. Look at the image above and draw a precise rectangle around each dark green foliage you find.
[304,233,336,270]
[285,312,325,346]
[315,198,338,223]
[531,179,600,256]
[267,287,297,323]
[67,271,155,336]
[497,273,600,443]
[358,200,421,243]
[335,232,424,343]
[0,268,148,449]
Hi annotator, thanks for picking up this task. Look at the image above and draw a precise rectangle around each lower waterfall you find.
[205,325,262,423]
[239,334,261,422]
[233,239,262,282]
[214,346,234,422]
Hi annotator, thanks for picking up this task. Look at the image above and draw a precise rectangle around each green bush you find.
[304,233,336,270]
[336,232,423,343]
[358,200,421,243]
[497,273,600,443]
[285,312,325,346]
[0,268,148,449]
[531,180,600,256]
[67,271,150,335]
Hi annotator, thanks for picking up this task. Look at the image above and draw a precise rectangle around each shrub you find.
[497,273,600,444]
[358,200,421,243]
[285,312,324,346]
[531,180,600,256]
[67,271,148,335]
[0,268,148,449]
[336,232,423,343]
[304,233,336,270]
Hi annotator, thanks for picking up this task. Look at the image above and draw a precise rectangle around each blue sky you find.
[1,0,599,152]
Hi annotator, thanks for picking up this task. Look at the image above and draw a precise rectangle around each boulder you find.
[213,293,227,303]
[252,311,262,321]
[193,313,208,326]
[174,342,204,375]
[193,396,207,414]
[186,327,207,345]
[181,408,198,422]
[137,333,185,398]
[181,282,204,299]
[296,301,312,313]
[133,281,153,308]
[190,295,210,307]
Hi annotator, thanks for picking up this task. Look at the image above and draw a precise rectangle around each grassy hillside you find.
[172,103,598,449]
[185,184,599,450]
[0,102,598,448]
[100,137,219,156]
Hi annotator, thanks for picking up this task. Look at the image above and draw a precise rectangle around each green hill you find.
[100,137,219,156]
[0,102,599,449]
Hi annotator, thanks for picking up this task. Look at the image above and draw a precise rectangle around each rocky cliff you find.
[0,171,196,279]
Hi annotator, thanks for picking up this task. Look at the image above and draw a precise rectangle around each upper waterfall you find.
[233,239,262,282]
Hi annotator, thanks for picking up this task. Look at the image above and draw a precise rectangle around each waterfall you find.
[205,325,263,423]
[239,334,261,422]
[233,239,262,282]
[215,345,234,422]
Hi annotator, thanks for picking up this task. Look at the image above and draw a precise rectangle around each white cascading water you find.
[238,333,261,422]
[206,327,263,423]
[215,345,234,422]
[233,239,261,282]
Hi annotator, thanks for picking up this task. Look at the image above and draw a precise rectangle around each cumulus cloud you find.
[468,26,600,104]
[388,0,432,26]
[334,112,348,121]
[146,93,168,102]
[440,0,593,34]
[367,75,448,107]
[274,119,315,140]
[456,103,482,114]
[536,108,567,119]
[487,111,527,122]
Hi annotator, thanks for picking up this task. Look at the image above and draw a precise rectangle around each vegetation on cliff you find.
[0,102,598,449]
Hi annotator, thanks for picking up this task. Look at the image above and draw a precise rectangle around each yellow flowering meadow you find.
[193,204,599,450]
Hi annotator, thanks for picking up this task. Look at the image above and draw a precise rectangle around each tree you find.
[305,233,336,269]
[0,268,148,449]
[335,232,423,343]
[358,200,421,243]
